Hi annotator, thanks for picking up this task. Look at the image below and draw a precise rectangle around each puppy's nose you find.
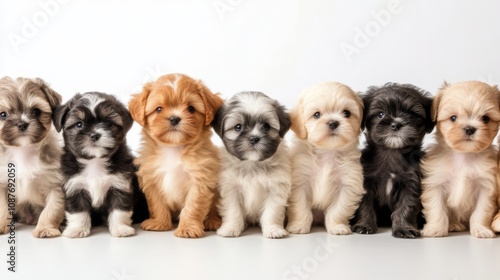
[169,116,181,126]
[90,133,101,142]
[249,136,260,145]
[464,126,476,136]
[391,122,402,131]
[328,121,339,130]
[17,122,29,132]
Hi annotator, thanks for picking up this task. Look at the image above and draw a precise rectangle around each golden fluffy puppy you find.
[421,81,500,238]
[129,73,223,238]
[493,140,500,233]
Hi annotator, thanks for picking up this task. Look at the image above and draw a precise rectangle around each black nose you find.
[249,136,260,145]
[391,122,402,131]
[17,122,29,131]
[90,133,101,142]
[328,121,339,130]
[465,126,476,136]
[169,116,181,126]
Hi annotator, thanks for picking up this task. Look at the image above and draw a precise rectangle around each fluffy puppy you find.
[286,82,365,235]
[54,92,139,238]
[0,76,64,238]
[129,73,223,238]
[352,83,434,238]
[421,81,500,238]
[212,92,291,238]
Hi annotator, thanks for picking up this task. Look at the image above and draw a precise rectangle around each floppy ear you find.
[211,105,225,139]
[273,101,291,138]
[354,92,365,131]
[361,93,373,131]
[128,82,152,127]
[423,95,435,133]
[197,80,223,125]
[34,78,62,111]
[290,97,307,139]
[432,82,448,122]
[53,94,81,132]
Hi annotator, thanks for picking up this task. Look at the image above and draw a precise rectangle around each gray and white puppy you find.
[212,91,292,238]
[0,77,64,238]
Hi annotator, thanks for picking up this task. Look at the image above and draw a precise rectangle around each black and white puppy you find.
[351,83,434,238]
[54,92,141,238]
[212,92,292,238]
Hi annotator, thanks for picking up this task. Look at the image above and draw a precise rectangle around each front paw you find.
[109,225,135,237]
[262,225,288,239]
[470,226,495,238]
[204,215,222,231]
[449,222,466,232]
[0,223,9,235]
[175,224,205,238]
[491,216,500,232]
[421,226,448,238]
[352,223,377,234]
[140,219,172,231]
[33,227,61,238]
[63,227,90,238]
[286,223,311,234]
[393,227,420,239]
[327,224,351,235]
[217,223,244,237]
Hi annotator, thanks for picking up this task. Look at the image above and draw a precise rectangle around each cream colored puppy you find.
[287,82,365,235]
[421,81,500,238]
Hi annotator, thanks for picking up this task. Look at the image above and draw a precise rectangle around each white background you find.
[1,1,500,280]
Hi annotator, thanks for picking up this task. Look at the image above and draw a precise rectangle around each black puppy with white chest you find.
[351,83,434,238]
[54,92,147,238]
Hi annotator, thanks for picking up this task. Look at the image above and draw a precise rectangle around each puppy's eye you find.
[378,112,385,119]
[0,112,7,120]
[313,112,321,119]
[32,108,41,118]
[235,124,242,132]
[187,106,195,113]
[482,116,490,124]
[450,115,457,122]
[76,122,84,129]
[343,110,351,118]
[262,123,270,131]
[103,120,113,127]
[156,107,162,113]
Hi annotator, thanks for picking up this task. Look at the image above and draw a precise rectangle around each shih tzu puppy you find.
[286,82,365,235]
[421,81,500,238]
[212,92,291,238]
[129,73,223,238]
[54,92,141,238]
[352,83,434,238]
[0,76,64,238]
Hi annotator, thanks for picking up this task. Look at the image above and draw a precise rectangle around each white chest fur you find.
[157,146,189,207]
[311,150,341,209]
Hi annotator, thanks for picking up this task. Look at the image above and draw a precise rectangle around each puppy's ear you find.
[211,105,225,138]
[53,94,81,132]
[290,97,307,139]
[431,82,447,122]
[33,78,62,111]
[128,82,152,127]
[423,95,435,133]
[197,80,223,125]
[273,101,291,138]
[354,92,365,130]
[361,92,374,130]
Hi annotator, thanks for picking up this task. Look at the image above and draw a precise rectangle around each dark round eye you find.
[103,120,113,127]
[313,112,321,119]
[156,107,162,113]
[76,122,84,129]
[0,112,7,120]
[481,116,490,124]
[343,110,351,118]
[235,124,242,132]
[187,106,195,113]
[378,112,385,119]
[262,123,270,131]
[450,115,457,122]
[32,108,41,118]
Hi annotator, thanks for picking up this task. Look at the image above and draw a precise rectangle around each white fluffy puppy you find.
[212,92,291,238]
[287,82,365,235]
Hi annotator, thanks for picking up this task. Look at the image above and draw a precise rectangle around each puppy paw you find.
[175,225,205,238]
[327,224,351,235]
[449,222,466,232]
[217,224,243,238]
[140,219,172,231]
[393,227,420,239]
[352,223,377,234]
[491,217,500,232]
[204,215,222,231]
[421,226,447,238]
[109,225,135,238]
[286,223,311,234]
[0,223,9,235]
[470,226,495,238]
[262,225,288,239]
[33,227,61,238]
[62,227,90,238]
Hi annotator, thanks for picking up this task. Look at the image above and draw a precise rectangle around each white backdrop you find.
[1,0,499,151]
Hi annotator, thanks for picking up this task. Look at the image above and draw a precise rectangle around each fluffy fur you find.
[212,92,291,238]
[0,76,64,238]
[286,82,365,235]
[352,83,434,238]
[129,73,223,238]
[421,81,500,238]
[54,92,142,238]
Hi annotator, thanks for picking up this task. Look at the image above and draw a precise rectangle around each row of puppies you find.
[0,74,499,240]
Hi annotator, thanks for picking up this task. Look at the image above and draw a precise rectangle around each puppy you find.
[352,83,434,238]
[212,92,291,238]
[54,92,138,238]
[129,73,223,238]
[286,82,365,235]
[421,81,500,238]
[0,76,64,238]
